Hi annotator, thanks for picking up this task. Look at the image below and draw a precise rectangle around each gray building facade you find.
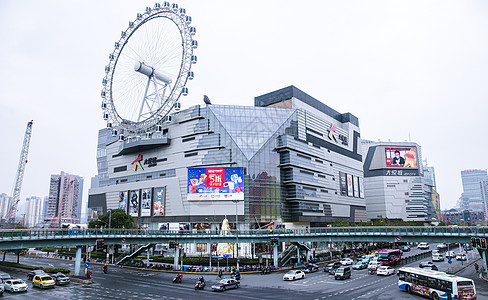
[88,86,366,229]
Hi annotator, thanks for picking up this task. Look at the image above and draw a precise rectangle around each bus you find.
[61,223,88,230]
[377,249,402,266]
[398,267,476,300]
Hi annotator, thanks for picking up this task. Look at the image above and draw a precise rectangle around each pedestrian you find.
[475,262,479,272]
[218,269,223,279]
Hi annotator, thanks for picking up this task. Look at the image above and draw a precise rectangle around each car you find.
[4,279,28,293]
[283,270,305,281]
[50,273,70,285]
[368,261,380,272]
[446,251,456,258]
[432,249,440,255]
[376,266,395,276]
[324,262,343,272]
[27,270,46,281]
[352,261,368,270]
[402,245,411,252]
[340,258,354,265]
[432,254,444,262]
[437,243,447,249]
[418,242,430,250]
[0,271,11,285]
[32,275,55,289]
[456,253,467,261]
[211,278,239,291]
[419,261,438,270]
[302,264,319,273]
[0,284,3,296]
[334,267,351,280]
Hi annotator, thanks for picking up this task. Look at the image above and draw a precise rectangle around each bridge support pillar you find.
[174,247,180,271]
[482,249,487,274]
[297,247,300,264]
[74,246,82,276]
[273,245,278,268]
[147,246,150,267]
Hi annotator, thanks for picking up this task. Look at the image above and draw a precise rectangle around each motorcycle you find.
[173,274,183,283]
[231,273,241,281]
[103,265,108,274]
[194,280,205,290]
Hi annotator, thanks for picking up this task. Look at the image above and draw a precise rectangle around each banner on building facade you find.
[187,167,244,200]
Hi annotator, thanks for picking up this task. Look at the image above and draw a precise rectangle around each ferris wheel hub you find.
[134,61,172,85]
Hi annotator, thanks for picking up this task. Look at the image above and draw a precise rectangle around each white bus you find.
[398,267,476,300]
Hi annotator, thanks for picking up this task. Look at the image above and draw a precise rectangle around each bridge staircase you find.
[115,243,153,265]
[279,242,311,267]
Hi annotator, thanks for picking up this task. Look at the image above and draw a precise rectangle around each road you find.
[0,245,485,299]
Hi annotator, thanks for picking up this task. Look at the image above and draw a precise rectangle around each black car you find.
[302,264,320,273]
[27,270,46,281]
[50,273,70,285]
[419,261,438,271]
[324,262,342,272]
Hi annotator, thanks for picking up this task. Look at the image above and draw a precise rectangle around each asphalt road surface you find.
[0,246,485,300]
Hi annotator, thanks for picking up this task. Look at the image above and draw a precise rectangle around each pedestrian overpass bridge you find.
[0,226,485,251]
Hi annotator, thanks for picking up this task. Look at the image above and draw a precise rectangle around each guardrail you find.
[0,226,486,240]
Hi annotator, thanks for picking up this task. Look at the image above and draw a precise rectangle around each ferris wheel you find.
[101,2,197,137]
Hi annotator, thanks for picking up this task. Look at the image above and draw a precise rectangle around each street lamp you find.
[205,217,212,270]
[232,199,239,270]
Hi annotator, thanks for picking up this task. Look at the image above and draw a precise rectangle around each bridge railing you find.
[0,226,487,241]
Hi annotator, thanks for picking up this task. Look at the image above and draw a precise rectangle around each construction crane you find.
[48,179,75,228]
[2,120,34,226]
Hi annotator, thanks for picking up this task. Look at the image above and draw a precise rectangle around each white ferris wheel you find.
[101,2,197,139]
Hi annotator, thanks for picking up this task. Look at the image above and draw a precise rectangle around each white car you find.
[4,279,28,293]
[283,270,305,281]
[432,254,444,262]
[446,251,456,258]
[376,266,395,276]
[432,249,440,255]
[340,258,354,265]
[456,253,467,261]
[368,261,380,272]
[437,243,447,249]
[418,242,430,250]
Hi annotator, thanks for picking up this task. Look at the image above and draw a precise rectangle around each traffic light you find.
[96,240,104,251]
[169,241,177,249]
[481,238,487,250]
[471,237,477,248]
[270,238,279,246]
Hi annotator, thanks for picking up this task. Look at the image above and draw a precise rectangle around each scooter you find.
[173,274,183,283]
[194,281,205,290]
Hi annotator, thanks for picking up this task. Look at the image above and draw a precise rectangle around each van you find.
[334,266,351,280]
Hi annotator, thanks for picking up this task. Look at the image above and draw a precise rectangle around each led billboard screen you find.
[153,187,165,216]
[187,167,244,200]
[385,147,418,168]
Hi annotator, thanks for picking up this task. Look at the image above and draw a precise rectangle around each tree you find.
[88,209,135,229]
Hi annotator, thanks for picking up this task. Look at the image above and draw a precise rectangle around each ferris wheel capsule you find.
[164,115,172,123]
[174,102,181,110]
[191,55,197,64]
[145,132,152,139]
[181,87,188,96]
[107,122,113,128]
[137,13,143,20]
[154,3,161,9]
[187,71,194,80]
[129,21,134,28]
[155,124,162,132]
[146,7,152,13]
[114,42,120,49]
[189,27,196,35]
[179,8,186,16]
[118,134,125,142]
[191,40,198,49]
[185,16,192,24]
[101,90,106,97]
[101,102,107,110]
[105,65,110,73]
[109,53,114,61]
[121,31,127,38]
[172,3,179,11]
[111,128,118,137]
[103,112,109,120]
[163,2,170,8]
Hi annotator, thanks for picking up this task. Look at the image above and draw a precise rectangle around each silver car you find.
[4,279,28,293]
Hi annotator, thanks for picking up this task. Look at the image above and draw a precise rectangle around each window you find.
[405,192,409,195]
[300,170,314,176]
[316,159,323,163]
[182,137,195,142]
[114,166,127,173]
[185,152,198,157]
[318,174,326,178]
[297,153,311,160]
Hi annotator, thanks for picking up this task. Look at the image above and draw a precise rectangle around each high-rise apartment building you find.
[481,180,488,221]
[24,196,44,228]
[460,169,487,212]
[0,193,11,220]
[46,172,83,225]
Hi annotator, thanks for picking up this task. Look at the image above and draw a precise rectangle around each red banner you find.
[206,167,225,187]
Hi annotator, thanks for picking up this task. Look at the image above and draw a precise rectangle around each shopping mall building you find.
[88,86,366,237]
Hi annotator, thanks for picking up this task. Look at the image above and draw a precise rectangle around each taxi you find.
[32,274,55,289]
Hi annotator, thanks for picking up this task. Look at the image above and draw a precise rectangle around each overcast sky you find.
[1,0,487,219]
